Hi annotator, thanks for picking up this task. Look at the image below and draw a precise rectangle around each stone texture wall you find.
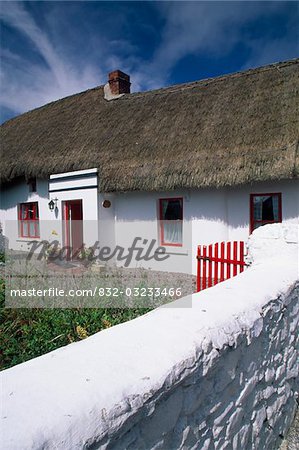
[102,283,298,450]
[1,224,298,450]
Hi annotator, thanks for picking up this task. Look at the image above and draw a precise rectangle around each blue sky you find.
[0,1,298,123]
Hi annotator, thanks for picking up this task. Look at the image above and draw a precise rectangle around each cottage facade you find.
[1,60,298,274]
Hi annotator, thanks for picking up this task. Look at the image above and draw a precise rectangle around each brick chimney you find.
[108,70,131,95]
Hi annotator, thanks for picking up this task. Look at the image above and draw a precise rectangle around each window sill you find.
[16,237,40,242]
[156,247,189,256]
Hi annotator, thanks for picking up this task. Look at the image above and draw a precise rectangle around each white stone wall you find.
[1,224,298,449]
[103,283,298,450]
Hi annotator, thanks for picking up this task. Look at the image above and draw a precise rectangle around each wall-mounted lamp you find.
[48,198,58,212]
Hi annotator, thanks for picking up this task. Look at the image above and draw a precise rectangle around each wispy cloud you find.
[0,1,297,123]
[0,2,104,116]
[151,2,296,76]
[0,2,162,120]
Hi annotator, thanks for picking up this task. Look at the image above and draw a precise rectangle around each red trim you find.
[62,200,83,260]
[18,202,40,238]
[158,197,183,247]
[250,193,282,233]
[63,201,70,249]
[62,201,71,260]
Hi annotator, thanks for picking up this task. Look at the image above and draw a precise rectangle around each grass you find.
[0,251,188,370]
[0,277,151,370]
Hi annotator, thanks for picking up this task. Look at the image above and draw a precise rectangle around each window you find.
[159,198,183,246]
[18,202,40,238]
[250,193,282,233]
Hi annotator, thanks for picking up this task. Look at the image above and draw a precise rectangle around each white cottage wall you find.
[1,176,298,273]
[98,192,116,253]
[1,179,51,251]
[190,180,299,273]
[114,190,193,274]
[111,180,299,275]
[1,173,100,250]
[226,180,299,242]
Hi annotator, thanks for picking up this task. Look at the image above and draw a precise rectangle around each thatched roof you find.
[1,58,298,192]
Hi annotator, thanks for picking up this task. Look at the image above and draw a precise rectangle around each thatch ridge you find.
[1,58,299,191]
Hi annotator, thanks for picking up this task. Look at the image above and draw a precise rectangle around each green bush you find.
[0,279,150,370]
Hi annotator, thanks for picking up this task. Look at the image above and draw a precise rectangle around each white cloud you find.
[0,1,297,121]
[0,2,163,120]
[0,2,104,116]
[150,2,295,77]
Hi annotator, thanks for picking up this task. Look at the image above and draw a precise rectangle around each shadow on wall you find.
[114,181,299,235]
[2,178,298,232]
[195,182,298,230]
[1,177,49,210]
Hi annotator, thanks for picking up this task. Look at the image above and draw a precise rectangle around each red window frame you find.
[18,202,40,238]
[250,193,282,233]
[159,197,183,247]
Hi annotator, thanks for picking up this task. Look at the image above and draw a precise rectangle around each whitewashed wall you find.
[1,176,298,274]
[1,171,100,250]
[190,179,299,273]
[1,224,298,450]
[98,192,116,251]
[113,180,299,274]
[114,190,192,273]
[0,178,51,252]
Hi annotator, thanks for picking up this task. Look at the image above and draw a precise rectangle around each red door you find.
[63,200,83,259]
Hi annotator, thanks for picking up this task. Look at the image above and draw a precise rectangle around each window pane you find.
[29,221,36,237]
[161,199,183,220]
[253,196,263,221]
[160,198,183,244]
[19,202,39,237]
[272,196,279,220]
[252,194,281,232]
[253,195,279,222]
[261,196,274,221]
[163,220,182,244]
[28,205,35,220]
[22,222,29,237]
[20,204,27,220]
[35,222,40,237]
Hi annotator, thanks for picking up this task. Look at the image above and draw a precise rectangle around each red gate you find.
[196,241,247,292]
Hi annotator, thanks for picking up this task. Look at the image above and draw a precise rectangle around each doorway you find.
[63,200,83,259]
